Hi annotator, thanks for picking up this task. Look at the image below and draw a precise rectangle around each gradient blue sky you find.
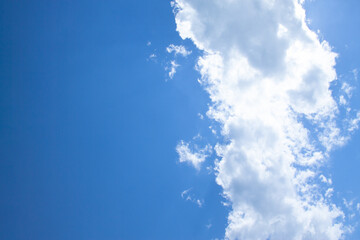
[0,0,359,239]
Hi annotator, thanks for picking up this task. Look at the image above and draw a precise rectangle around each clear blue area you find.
[0,1,226,239]
[0,0,359,239]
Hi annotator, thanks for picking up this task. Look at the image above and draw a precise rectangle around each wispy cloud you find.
[181,188,204,207]
[176,140,212,170]
[348,111,360,132]
[165,60,179,79]
[319,174,333,185]
[172,0,358,239]
[167,44,192,57]
[342,82,354,98]
[353,68,358,81]
[148,53,157,62]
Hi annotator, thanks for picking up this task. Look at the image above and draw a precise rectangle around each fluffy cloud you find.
[171,0,355,239]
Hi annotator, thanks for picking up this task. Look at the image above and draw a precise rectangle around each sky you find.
[0,0,359,240]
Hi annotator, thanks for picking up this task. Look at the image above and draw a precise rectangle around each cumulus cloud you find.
[176,140,212,170]
[171,0,358,239]
[167,44,192,57]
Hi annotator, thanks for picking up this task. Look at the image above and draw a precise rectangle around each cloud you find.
[165,45,191,80]
[176,140,211,170]
[319,174,333,185]
[171,0,358,239]
[166,44,192,57]
[181,188,204,207]
[206,223,212,229]
[339,95,347,105]
[148,53,157,61]
[348,111,360,132]
[325,188,334,198]
[343,198,355,211]
[342,82,354,98]
[353,68,358,81]
[166,60,179,79]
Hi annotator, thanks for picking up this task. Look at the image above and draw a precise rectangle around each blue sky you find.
[0,0,359,239]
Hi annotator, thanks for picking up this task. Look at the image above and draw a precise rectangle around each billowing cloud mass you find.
[172,0,359,239]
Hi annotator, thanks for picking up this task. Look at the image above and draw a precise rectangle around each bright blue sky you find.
[0,0,359,239]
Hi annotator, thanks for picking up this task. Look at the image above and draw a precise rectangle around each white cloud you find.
[339,95,347,105]
[353,68,358,81]
[348,111,360,132]
[342,82,354,98]
[181,188,191,198]
[325,188,334,198]
[176,140,212,170]
[171,0,357,239]
[343,198,354,210]
[165,45,191,79]
[166,60,179,79]
[181,188,204,207]
[320,174,333,185]
[167,44,192,57]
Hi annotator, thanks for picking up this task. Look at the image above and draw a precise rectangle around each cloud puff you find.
[319,174,333,185]
[148,53,157,61]
[166,60,179,79]
[171,0,356,239]
[167,44,192,57]
[176,140,212,170]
